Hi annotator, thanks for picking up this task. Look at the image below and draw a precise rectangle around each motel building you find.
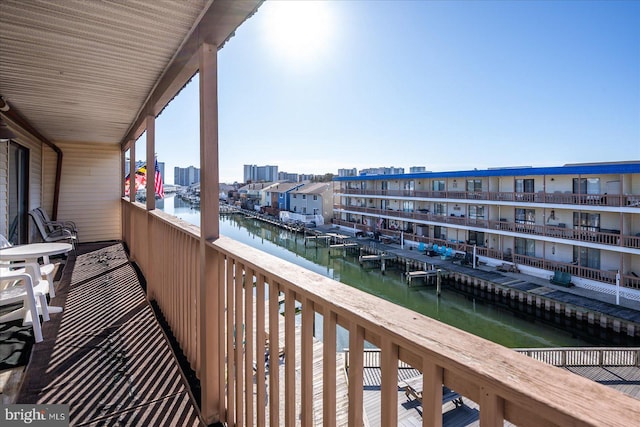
[333,162,640,300]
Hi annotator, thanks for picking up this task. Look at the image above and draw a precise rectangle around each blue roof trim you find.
[333,163,640,182]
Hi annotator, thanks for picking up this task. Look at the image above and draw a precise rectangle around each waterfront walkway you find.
[317,225,640,329]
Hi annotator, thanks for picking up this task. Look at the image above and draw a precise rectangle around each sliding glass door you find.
[7,142,29,244]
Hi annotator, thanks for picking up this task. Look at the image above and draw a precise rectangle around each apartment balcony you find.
[332,214,640,289]
[335,204,640,250]
[338,188,640,208]
[114,201,640,425]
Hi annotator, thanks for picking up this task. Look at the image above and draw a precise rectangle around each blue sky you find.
[148,0,639,184]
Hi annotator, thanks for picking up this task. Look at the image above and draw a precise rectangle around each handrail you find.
[122,201,640,426]
[334,204,640,249]
[337,188,640,208]
[514,347,640,367]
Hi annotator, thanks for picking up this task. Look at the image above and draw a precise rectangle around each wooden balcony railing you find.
[122,201,640,426]
[338,188,640,208]
[334,204,640,249]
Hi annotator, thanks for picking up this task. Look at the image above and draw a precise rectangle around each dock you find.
[358,253,398,274]
[304,235,333,246]
[405,270,438,286]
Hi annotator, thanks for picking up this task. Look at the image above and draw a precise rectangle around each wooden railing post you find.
[199,39,220,425]
[479,387,504,427]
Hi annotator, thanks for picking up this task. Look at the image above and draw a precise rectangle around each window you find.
[468,231,485,246]
[573,246,600,269]
[404,180,415,191]
[515,208,535,224]
[434,226,446,240]
[466,179,482,192]
[432,180,445,191]
[381,181,389,191]
[402,201,414,212]
[468,205,485,219]
[573,178,600,194]
[293,194,297,198]
[514,238,535,257]
[434,203,447,215]
[573,212,600,232]
[313,195,317,200]
[515,178,534,193]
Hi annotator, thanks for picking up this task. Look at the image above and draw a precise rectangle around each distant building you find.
[338,168,357,177]
[299,174,314,182]
[409,166,427,173]
[359,166,405,176]
[174,165,200,186]
[333,161,640,299]
[278,171,299,182]
[244,164,278,182]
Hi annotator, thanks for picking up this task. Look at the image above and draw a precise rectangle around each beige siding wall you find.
[45,141,121,242]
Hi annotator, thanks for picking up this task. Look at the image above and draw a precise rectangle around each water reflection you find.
[160,195,590,349]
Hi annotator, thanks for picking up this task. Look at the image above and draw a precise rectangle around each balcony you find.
[338,188,640,208]
[335,204,640,250]
[119,202,640,425]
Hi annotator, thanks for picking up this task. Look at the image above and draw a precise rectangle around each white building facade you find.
[333,162,640,299]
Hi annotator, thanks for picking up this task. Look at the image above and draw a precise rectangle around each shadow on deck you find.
[16,242,206,426]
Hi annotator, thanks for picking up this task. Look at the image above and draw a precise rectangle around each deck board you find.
[16,243,204,426]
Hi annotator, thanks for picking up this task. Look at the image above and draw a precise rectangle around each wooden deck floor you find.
[16,243,204,426]
[361,361,640,427]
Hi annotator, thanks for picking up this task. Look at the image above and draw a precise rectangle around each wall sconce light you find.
[550,178,555,181]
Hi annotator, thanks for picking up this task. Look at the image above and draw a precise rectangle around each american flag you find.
[154,159,165,199]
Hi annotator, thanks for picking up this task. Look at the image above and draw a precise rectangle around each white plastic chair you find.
[0,263,51,343]
[0,234,57,297]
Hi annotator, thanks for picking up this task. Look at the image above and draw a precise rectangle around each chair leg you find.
[38,293,50,322]
[23,291,44,343]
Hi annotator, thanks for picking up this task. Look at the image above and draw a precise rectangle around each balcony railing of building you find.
[332,218,640,290]
[122,200,640,426]
[338,188,640,208]
[334,204,640,250]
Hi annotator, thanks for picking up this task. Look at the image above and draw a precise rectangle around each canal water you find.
[159,195,593,349]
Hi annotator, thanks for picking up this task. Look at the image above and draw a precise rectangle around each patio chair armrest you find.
[1,262,43,278]
[48,219,77,231]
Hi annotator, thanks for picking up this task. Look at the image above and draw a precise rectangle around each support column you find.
[199,41,220,425]
[128,142,136,262]
[146,115,156,211]
[145,115,156,301]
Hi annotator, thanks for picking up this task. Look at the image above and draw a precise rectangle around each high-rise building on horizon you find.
[174,165,200,186]
[244,164,278,182]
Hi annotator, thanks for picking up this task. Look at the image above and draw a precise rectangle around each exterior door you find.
[7,142,29,244]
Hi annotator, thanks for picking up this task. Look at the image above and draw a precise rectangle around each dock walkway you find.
[320,226,640,335]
